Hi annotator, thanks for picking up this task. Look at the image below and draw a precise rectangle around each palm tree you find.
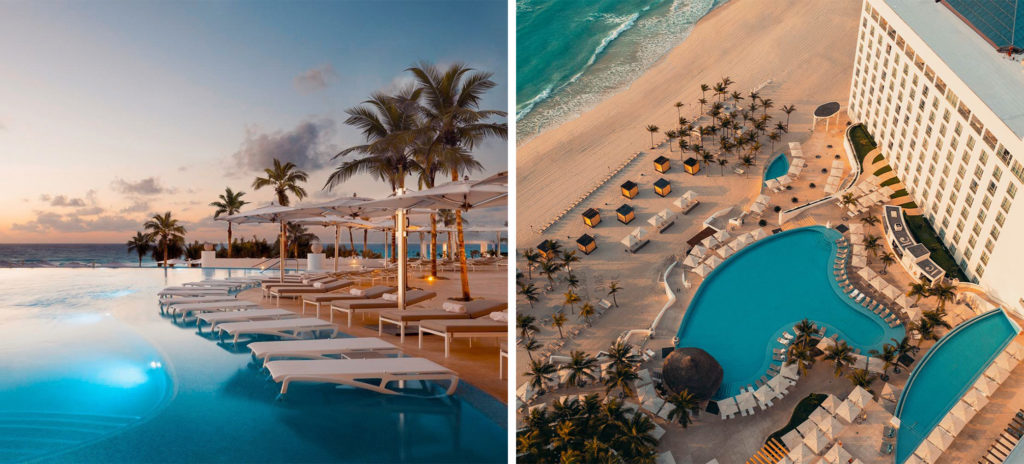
[564,273,580,292]
[579,302,596,326]
[615,414,658,460]
[517,430,546,461]
[674,101,684,118]
[787,343,815,376]
[606,340,641,370]
[551,311,568,338]
[840,192,858,208]
[519,282,540,309]
[563,290,581,314]
[563,350,598,387]
[767,130,781,153]
[541,260,562,289]
[793,318,817,348]
[922,308,952,332]
[823,340,854,377]
[718,158,729,175]
[847,368,877,392]
[860,215,880,227]
[285,223,316,259]
[907,278,931,305]
[522,337,542,362]
[864,234,881,257]
[911,319,937,346]
[890,336,917,373]
[254,159,308,207]
[126,232,153,267]
[700,150,715,176]
[697,97,708,115]
[699,83,710,100]
[879,252,896,274]
[604,364,639,397]
[407,62,507,300]
[522,248,541,280]
[144,212,186,266]
[760,97,774,118]
[209,187,248,258]
[929,281,956,310]
[607,281,622,307]
[645,125,659,148]
[665,389,699,428]
[712,81,727,102]
[740,154,755,175]
[561,250,580,273]
[526,359,557,392]
[517,313,540,339]
[781,104,796,129]
[869,343,898,381]
[665,129,677,152]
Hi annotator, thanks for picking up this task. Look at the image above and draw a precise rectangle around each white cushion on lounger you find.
[382,292,398,301]
[350,288,368,296]
[443,301,466,313]
[489,311,508,322]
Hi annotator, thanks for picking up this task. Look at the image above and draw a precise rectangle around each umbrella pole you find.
[397,205,407,310]
[279,221,286,282]
[334,224,340,273]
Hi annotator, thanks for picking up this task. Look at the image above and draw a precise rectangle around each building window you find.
[982,129,998,149]
[957,101,971,121]
[1009,183,1018,199]
[1001,197,1013,213]
[993,166,1003,181]
[996,211,1006,226]
[975,264,985,278]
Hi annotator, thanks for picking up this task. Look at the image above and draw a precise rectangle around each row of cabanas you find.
[539,151,642,233]
[778,387,882,463]
[909,343,1023,464]
[681,228,770,278]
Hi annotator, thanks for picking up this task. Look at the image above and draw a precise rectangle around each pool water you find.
[893,309,1019,464]
[676,226,905,398]
[764,153,790,181]
[0,268,505,463]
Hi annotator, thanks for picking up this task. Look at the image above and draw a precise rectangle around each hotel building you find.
[848,0,1024,317]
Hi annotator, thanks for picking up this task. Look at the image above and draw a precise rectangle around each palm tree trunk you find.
[456,209,470,300]
[348,227,355,257]
[279,221,286,282]
[430,213,438,278]
[227,223,233,258]
[162,237,168,268]
[391,218,397,264]
[362,230,368,258]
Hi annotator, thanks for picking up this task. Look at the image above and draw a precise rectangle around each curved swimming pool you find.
[764,153,790,181]
[893,309,1019,464]
[675,226,904,398]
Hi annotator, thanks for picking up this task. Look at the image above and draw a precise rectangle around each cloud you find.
[294,64,337,93]
[11,211,139,234]
[111,177,172,195]
[76,206,105,215]
[119,200,151,214]
[48,194,87,207]
[230,119,336,173]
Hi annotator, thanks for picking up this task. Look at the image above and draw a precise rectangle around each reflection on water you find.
[0,268,505,463]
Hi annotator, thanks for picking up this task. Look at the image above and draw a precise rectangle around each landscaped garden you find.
[903,214,969,281]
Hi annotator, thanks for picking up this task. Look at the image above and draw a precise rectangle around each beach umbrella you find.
[290,213,381,272]
[895,293,912,309]
[751,228,769,241]
[868,276,886,291]
[808,407,830,426]
[355,173,508,308]
[950,400,975,422]
[848,223,863,234]
[994,352,1019,371]
[780,362,800,381]
[682,254,700,268]
[802,427,828,454]
[220,201,305,282]
[693,263,712,278]
[834,399,862,423]
[914,439,942,464]
[736,390,757,412]
[939,412,966,435]
[984,364,1010,383]
[717,396,739,417]
[851,255,867,268]
[881,285,901,300]
[736,233,753,247]
[716,246,733,259]
[927,426,954,451]
[796,420,817,438]
[816,337,836,351]
[848,385,873,407]
[701,235,719,249]
[973,376,999,396]
[962,388,986,409]
[768,375,789,394]
[1007,342,1024,360]
[780,429,803,451]
[818,415,845,441]
[880,383,900,403]
[621,234,641,249]
[903,454,927,464]
[753,384,775,408]
[820,394,841,414]
[705,255,723,269]
[786,443,817,464]
[713,229,731,242]
[690,244,708,258]
[849,233,864,244]
[823,443,851,464]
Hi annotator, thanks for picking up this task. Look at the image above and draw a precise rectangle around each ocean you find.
[0,243,508,268]
[516,0,723,140]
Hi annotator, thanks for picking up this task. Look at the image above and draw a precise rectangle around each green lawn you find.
[872,154,885,164]
[899,201,919,209]
[880,178,900,187]
[848,124,878,168]
[903,214,969,281]
[891,189,908,199]
[765,393,827,446]
[874,165,893,176]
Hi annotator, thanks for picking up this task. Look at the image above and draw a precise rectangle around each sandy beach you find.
[517,0,861,244]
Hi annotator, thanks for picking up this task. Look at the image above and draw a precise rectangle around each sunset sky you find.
[0,0,508,244]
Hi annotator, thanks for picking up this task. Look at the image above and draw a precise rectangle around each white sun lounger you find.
[158,295,236,308]
[300,286,397,317]
[269,279,354,305]
[158,287,230,297]
[330,290,437,326]
[168,299,260,320]
[260,275,333,296]
[195,308,298,332]
[418,318,508,357]
[378,299,507,343]
[248,337,400,366]
[265,357,458,397]
[182,281,245,290]
[215,317,337,344]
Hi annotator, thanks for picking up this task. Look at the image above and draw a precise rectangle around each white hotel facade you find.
[848,0,1024,316]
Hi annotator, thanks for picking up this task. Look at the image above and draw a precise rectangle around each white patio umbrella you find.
[802,427,828,454]
[820,394,841,414]
[752,228,769,240]
[994,352,1019,371]
[736,390,757,412]
[818,415,845,441]
[895,294,913,309]
[851,255,867,268]
[972,376,999,396]
[868,276,887,291]
[985,364,1010,383]
[904,454,927,464]
[880,383,900,403]
[291,214,380,272]
[796,420,817,438]
[938,412,966,435]
[754,384,775,408]
[682,254,700,268]
[926,426,954,451]
[808,407,830,426]
[718,397,739,417]
[823,443,851,464]
[1008,342,1024,360]
[713,229,731,242]
[690,244,708,258]
[950,400,975,422]
[705,255,723,269]
[727,238,744,252]
[848,223,863,234]
[692,263,712,278]
[354,173,507,308]
[962,388,987,409]
[779,362,800,381]
[702,235,720,249]
[849,233,864,244]
[786,443,817,464]
[780,429,803,451]
[914,439,942,464]
[834,399,862,423]
[220,201,302,282]
[882,284,901,300]
[716,246,733,259]
[848,385,873,407]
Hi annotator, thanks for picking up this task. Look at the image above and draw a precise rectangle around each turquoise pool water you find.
[764,153,789,181]
[676,226,904,398]
[893,309,1019,464]
[0,268,505,463]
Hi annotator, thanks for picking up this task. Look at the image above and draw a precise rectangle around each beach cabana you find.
[673,190,699,213]
[616,204,635,224]
[692,263,712,278]
[914,440,942,464]
[662,347,723,401]
[927,426,954,451]
[834,399,862,423]
[683,157,700,175]
[820,394,841,414]
[690,244,708,258]
[653,178,671,197]
[621,180,639,199]
[716,246,733,259]
[654,156,671,173]
[582,208,601,227]
[682,254,700,268]
[848,386,873,407]
[621,228,649,253]
[576,234,597,255]
[823,443,852,464]
[648,209,676,233]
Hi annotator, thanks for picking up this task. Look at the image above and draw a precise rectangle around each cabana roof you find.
[616,204,634,215]
[621,180,638,190]
[654,178,670,189]
[576,234,595,246]
[582,208,600,219]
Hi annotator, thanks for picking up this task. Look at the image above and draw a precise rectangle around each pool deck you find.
[236,268,509,402]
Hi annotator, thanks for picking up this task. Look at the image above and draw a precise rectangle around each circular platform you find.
[814,101,840,118]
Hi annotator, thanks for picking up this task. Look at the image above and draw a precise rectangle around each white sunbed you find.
[418,317,508,357]
[248,337,400,366]
[183,280,245,290]
[167,299,260,320]
[300,286,397,317]
[330,290,437,326]
[215,317,337,344]
[158,287,230,297]
[195,308,298,332]
[268,279,355,305]
[265,357,458,398]
[158,295,236,308]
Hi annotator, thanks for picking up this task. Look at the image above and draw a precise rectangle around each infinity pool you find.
[764,153,790,181]
[0,268,505,463]
[893,309,1019,464]
[676,226,905,398]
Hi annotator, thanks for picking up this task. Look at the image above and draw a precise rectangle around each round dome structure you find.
[662,347,723,401]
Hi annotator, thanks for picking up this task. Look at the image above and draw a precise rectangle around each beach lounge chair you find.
[300,286,397,317]
[167,299,260,320]
[268,279,354,304]
[377,299,508,343]
[195,308,297,332]
[418,318,508,357]
[215,317,337,344]
[265,357,458,398]
[248,337,400,366]
[158,295,236,308]
[330,290,437,326]
[158,287,230,297]
[261,275,338,297]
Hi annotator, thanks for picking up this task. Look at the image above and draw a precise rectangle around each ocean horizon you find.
[516,0,724,141]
